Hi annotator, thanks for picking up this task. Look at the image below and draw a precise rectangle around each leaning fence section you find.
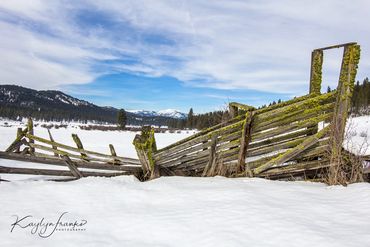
[0,120,142,181]
[134,43,365,182]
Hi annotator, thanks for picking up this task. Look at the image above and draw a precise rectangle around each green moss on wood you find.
[310,50,323,94]
[133,126,157,169]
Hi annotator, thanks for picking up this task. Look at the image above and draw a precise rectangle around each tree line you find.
[167,78,370,130]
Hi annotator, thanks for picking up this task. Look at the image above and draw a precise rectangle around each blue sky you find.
[0,1,369,113]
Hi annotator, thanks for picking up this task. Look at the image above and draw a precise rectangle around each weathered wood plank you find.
[328,44,361,183]
[62,155,83,178]
[156,116,244,153]
[25,133,140,164]
[309,49,324,94]
[72,134,89,161]
[238,112,254,175]
[251,112,332,142]
[155,120,244,157]
[0,165,129,177]
[202,135,218,176]
[27,118,35,153]
[254,102,335,132]
[47,129,58,157]
[253,125,330,174]
[0,151,140,172]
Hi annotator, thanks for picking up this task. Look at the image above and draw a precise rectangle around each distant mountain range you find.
[0,85,186,125]
[128,109,187,119]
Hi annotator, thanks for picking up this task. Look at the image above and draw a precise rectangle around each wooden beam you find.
[309,50,324,94]
[328,44,361,183]
[314,42,357,51]
[72,134,89,161]
[62,155,83,178]
[27,118,35,153]
[202,135,217,176]
[47,129,58,157]
[24,134,140,165]
[237,112,254,176]
[0,165,128,177]
[253,125,330,175]
[133,126,158,179]
[0,151,140,173]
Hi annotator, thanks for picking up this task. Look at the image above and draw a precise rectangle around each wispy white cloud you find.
[0,0,369,94]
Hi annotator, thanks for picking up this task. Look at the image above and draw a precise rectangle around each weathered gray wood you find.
[247,142,329,170]
[237,112,254,175]
[202,135,217,176]
[260,159,330,178]
[156,117,244,153]
[27,118,35,153]
[72,134,89,161]
[155,120,243,158]
[254,103,335,132]
[15,128,22,153]
[0,151,140,172]
[315,42,357,51]
[328,44,361,183]
[255,91,335,121]
[0,165,129,177]
[109,144,117,156]
[47,129,58,157]
[251,112,332,143]
[62,155,83,178]
[249,127,314,150]
[154,128,241,162]
[25,133,140,164]
[248,136,306,158]
[254,125,330,174]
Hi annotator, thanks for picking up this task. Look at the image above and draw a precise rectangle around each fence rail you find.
[0,123,142,181]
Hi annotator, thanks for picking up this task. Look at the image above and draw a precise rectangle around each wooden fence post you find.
[109,144,120,165]
[15,128,22,153]
[27,118,35,154]
[309,49,323,95]
[133,126,159,179]
[328,44,361,184]
[237,111,254,176]
[202,135,218,177]
[72,134,89,161]
[47,129,58,157]
[229,104,238,118]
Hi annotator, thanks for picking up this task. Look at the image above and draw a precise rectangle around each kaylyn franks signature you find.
[10,212,87,238]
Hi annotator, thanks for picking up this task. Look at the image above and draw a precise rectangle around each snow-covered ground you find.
[0,176,370,246]
[0,116,370,246]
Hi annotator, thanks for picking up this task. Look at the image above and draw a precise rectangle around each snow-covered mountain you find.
[128,109,187,119]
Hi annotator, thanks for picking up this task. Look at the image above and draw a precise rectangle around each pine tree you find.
[117,109,127,130]
[187,108,194,129]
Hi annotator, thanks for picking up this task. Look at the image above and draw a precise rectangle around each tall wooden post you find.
[133,126,159,179]
[27,118,35,154]
[72,134,89,161]
[328,44,361,184]
[237,111,254,176]
[309,49,324,95]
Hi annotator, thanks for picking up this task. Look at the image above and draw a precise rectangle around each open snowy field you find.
[0,117,369,246]
[0,176,370,247]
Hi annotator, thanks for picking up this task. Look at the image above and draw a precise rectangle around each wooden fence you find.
[1,42,367,183]
[0,119,142,181]
[134,43,365,182]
